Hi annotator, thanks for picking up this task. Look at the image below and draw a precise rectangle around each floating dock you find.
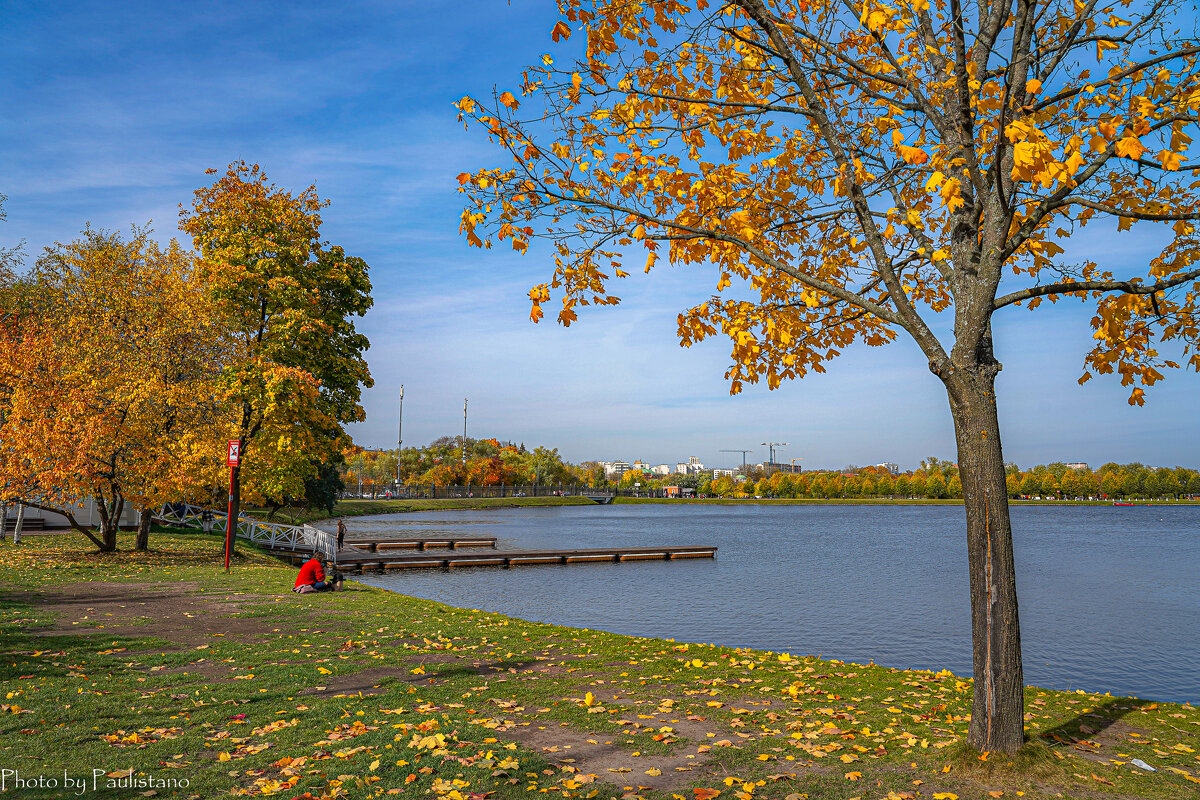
[346,537,497,552]
[280,545,717,572]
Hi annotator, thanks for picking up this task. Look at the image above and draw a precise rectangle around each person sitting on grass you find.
[293,555,343,593]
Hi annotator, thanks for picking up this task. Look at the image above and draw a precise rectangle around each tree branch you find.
[993,268,1200,310]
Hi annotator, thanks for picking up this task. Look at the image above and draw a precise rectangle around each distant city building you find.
[768,462,803,473]
[600,460,630,478]
[675,457,706,475]
[712,468,735,478]
[876,462,900,475]
[1065,462,1089,470]
[651,464,671,475]
[631,460,651,472]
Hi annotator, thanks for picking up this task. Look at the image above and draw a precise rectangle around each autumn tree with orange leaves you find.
[0,227,229,551]
[457,0,1200,752]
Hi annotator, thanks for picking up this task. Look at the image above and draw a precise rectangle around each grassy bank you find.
[1,532,1197,800]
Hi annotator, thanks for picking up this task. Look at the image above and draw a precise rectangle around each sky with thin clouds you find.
[3,1,1197,471]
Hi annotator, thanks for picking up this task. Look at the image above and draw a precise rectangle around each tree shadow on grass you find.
[1037,697,1153,746]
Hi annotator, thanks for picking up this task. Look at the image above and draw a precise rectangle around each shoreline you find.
[274,494,1200,526]
[1,531,1197,799]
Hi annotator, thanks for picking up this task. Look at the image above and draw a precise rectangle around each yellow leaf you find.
[1025,79,1042,94]
[499,91,519,110]
[1115,136,1146,160]
[1158,150,1182,171]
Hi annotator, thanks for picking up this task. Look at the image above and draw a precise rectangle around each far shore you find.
[264,494,1199,524]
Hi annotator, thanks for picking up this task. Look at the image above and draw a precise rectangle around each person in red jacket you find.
[293,556,343,593]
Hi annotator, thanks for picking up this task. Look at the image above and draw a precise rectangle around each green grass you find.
[1,531,1196,799]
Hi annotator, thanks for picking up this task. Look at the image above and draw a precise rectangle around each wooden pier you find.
[280,545,717,572]
[346,537,497,552]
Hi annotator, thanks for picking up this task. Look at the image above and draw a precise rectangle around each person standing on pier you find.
[336,519,347,551]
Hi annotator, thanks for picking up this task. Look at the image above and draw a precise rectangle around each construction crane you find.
[719,449,754,471]
[761,441,789,467]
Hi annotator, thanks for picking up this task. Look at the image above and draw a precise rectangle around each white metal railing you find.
[158,502,337,563]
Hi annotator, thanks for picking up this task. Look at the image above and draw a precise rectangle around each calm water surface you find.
[322,504,1198,703]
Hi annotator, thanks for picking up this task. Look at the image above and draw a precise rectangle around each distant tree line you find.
[612,459,1200,500]
[340,446,1199,502]
[340,437,575,495]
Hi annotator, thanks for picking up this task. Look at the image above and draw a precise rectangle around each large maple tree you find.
[457,0,1200,751]
[180,162,374,526]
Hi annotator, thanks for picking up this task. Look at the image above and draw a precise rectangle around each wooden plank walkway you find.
[345,537,497,552]
[280,545,717,572]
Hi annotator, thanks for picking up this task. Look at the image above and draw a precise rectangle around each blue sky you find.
[2,1,1196,471]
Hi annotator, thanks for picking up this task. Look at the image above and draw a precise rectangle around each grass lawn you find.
[1,531,1196,799]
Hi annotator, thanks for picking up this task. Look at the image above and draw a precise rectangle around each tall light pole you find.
[761,441,789,468]
[396,385,404,484]
[462,398,468,466]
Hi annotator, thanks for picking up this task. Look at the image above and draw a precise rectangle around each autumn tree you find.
[180,163,374,526]
[0,194,32,537]
[1,227,228,551]
[458,0,1200,751]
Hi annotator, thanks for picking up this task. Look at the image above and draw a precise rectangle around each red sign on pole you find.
[225,440,240,572]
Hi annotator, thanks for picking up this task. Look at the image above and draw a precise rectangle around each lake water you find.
[322,504,1199,704]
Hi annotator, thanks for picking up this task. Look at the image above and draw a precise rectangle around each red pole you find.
[224,464,235,571]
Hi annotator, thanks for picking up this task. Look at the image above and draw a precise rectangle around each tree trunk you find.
[0,503,7,544]
[945,369,1026,753]
[12,504,24,544]
[135,507,152,551]
[95,493,121,552]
